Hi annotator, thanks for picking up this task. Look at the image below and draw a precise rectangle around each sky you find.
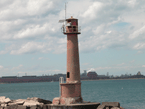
[0,0,145,77]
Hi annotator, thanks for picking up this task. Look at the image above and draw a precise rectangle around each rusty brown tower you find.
[52,16,82,105]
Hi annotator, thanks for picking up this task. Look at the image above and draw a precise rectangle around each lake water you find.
[0,79,145,109]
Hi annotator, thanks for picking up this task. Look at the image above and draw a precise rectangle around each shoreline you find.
[0,78,144,84]
[81,78,145,81]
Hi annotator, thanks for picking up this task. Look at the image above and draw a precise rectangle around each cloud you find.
[117,63,125,66]
[142,65,145,68]
[12,65,23,70]
[95,67,112,71]
[133,43,145,50]
[0,65,4,69]
[0,50,8,54]
[0,0,145,55]
[10,42,49,54]
[130,60,135,63]
[82,2,103,20]
[38,57,49,60]
[129,25,145,39]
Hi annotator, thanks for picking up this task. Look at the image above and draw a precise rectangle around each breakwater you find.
[0,96,124,109]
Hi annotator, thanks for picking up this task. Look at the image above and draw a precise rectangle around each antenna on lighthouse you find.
[58,2,67,23]
[59,2,68,33]
[65,2,67,20]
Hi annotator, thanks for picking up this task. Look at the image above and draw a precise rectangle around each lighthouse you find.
[51,16,100,109]
[52,16,82,105]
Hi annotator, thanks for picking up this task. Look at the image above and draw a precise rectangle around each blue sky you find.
[0,0,145,76]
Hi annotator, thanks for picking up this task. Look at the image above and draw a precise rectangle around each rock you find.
[97,104,106,109]
[27,97,52,104]
[0,96,6,100]
[1,103,7,107]
[52,97,60,105]
[42,104,48,109]
[0,96,11,104]
[23,100,43,106]
[29,106,36,109]
[102,102,120,108]
[42,104,51,109]
[106,107,109,109]
[111,107,120,109]
[5,104,18,109]
[17,105,27,109]
[36,105,43,109]
[8,99,25,105]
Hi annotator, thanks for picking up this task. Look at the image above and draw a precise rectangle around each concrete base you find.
[60,97,83,105]
[49,102,100,109]
[53,97,83,105]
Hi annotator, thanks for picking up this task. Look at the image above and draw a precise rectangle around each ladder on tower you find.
[59,77,64,97]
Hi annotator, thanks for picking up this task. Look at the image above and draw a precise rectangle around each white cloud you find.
[0,50,8,54]
[117,63,125,66]
[12,65,23,70]
[10,42,48,54]
[137,51,143,54]
[0,0,145,55]
[129,25,145,39]
[133,43,145,50]
[95,67,112,71]
[0,65,4,69]
[82,2,103,20]
[142,65,145,68]
[130,60,135,63]
[38,57,43,60]
[38,57,49,60]
[128,0,138,8]
[26,0,53,16]
[13,23,52,39]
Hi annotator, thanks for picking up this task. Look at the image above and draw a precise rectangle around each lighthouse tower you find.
[52,16,83,105]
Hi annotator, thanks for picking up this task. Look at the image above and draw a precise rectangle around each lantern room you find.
[63,16,81,34]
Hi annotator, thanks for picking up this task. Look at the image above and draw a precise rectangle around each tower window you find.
[67,72,70,78]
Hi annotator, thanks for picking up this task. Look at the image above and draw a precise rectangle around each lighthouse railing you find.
[62,26,81,33]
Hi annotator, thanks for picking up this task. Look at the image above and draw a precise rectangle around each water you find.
[0,79,145,109]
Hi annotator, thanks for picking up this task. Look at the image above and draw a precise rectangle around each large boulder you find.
[1,103,7,107]
[0,96,53,109]
[5,104,18,109]
[97,104,106,109]
[17,105,27,109]
[23,100,43,106]
[111,107,120,109]
[102,102,120,108]
[0,96,11,104]
[27,97,52,104]
[8,99,25,106]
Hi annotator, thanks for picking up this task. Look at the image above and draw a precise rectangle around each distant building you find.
[131,71,144,78]
[87,71,97,79]
[97,75,109,79]
[81,70,87,76]
[97,75,106,78]
[107,72,109,76]
[53,73,66,81]
[137,71,141,75]
[80,70,89,80]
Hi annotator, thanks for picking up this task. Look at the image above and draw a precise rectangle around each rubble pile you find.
[0,96,52,109]
[97,102,124,109]
[0,96,124,109]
